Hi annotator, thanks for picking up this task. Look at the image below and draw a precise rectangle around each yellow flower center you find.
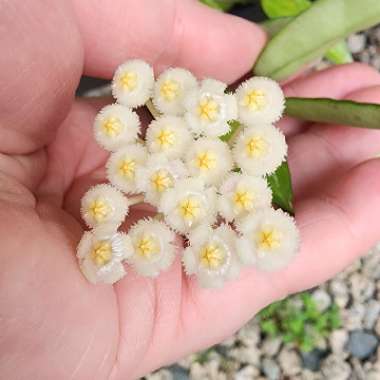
[178,197,201,221]
[150,170,173,193]
[233,189,254,211]
[136,235,159,259]
[119,71,137,91]
[160,79,180,101]
[200,244,225,269]
[196,151,217,170]
[257,228,282,250]
[243,89,266,111]
[91,241,112,267]
[89,199,110,222]
[118,159,136,179]
[102,117,122,137]
[197,97,219,122]
[245,136,268,158]
[156,128,175,149]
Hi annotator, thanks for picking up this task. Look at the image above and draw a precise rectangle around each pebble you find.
[236,321,260,347]
[278,347,302,376]
[330,279,349,308]
[349,273,375,303]
[262,358,281,380]
[301,349,327,372]
[347,330,379,359]
[329,329,349,356]
[167,365,189,380]
[228,347,261,366]
[146,369,173,380]
[233,365,260,380]
[341,304,366,331]
[311,289,332,312]
[362,247,380,280]
[364,300,380,330]
[261,337,282,357]
[321,354,352,380]
[348,34,367,54]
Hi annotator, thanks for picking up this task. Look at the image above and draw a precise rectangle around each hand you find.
[1,1,380,379]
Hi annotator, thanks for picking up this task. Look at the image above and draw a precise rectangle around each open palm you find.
[1,1,380,379]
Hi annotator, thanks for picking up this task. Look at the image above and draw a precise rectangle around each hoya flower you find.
[106,144,148,194]
[159,178,217,234]
[93,104,140,151]
[182,224,240,288]
[153,67,198,115]
[236,77,285,126]
[136,154,188,206]
[218,173,272,222]
[80,184,129,229]
[184,78,237,137]
[145,116,192,159]
[127,218,176,277]
[233,124,287,176]
[185,138,233,186]
[77,229,132,284]
[236,208,299,271]
[112,59,154,108]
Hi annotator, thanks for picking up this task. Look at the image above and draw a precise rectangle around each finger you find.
[71,0,266,82]
[0,1,83,155]
[288,85,380,198]
[278,63,380,135]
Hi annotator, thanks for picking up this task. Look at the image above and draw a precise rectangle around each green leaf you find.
[220,120,241,142]
[254,0,380,80]
[261,320,279,337]
[266,162,294,214]
[199,0,250,11]
[285,97,380,130]
[325,40,353,64]
[261,0,311,18]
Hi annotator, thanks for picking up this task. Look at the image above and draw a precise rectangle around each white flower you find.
[185,138,233,186]
[136,154,188,206]
[236,77,285,126]
[153,67,198,115]
[159,178,217,234]
[127,218,176,277]
[218,173,272,222]
[182,224,240,288]
[112,59,154,108]
[145,116,192,159]
[184,78,237,137]
[236,208,299,271]
[233,124,287,176]
[77,229,132,284]
[93,104,140,151]
[80,184,129,229]
[106,144,148,194]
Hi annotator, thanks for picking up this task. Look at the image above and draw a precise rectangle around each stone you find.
[365,369,380,380]
[278,347,302,377]
[341,304,365,331]
[347,330,379,359]
[351,357,366,380]
[349,273,375,303]
[311,289,332,312]
[167,365,189,380]
[301,369,324,380]
[330,279,349,308]
[364,300,380,330]
[234,365,260,380]
[362,247,380,280]
[261,337,282,357]
[146,369,173,380]
[237,321,260,347]
[321,354,351,380]
[329,329,349,356]
[228,346,261,366]
[262,358,281,380]
[375,318,380,337]
[348,33,366,54]
[301,349,327,372]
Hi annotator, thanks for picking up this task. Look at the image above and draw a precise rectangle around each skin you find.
[0,0,380,379]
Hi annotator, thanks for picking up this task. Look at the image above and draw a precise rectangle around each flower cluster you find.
[77,59,299,287]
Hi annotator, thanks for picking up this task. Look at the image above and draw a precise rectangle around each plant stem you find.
[128,194,145,206]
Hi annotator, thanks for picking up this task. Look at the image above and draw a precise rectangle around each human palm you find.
[1,1,380,379]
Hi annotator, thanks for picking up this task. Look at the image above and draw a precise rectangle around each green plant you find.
[258,292,341,352]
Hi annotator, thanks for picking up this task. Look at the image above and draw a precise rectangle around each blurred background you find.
[77,2,380,379]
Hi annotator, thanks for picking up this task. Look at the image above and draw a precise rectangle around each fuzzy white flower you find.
[80,184,129,229]
[233,124,287,176]
[184,78,237,137]
[218,173,272,222]
[185,138,233,186]
[145,116,192,159]
[153,68,198,115]
[236,208,299,271]
[93,104,140,151]
[112,59,154,108]
[183,224,240,288]
[236,77,285,126]
[106,144,148,194]
[159,178,217,234]
[136,154,187,206]
[127,218,176,277]
[77,229,132,284]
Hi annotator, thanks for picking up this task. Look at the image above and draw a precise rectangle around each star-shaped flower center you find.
[89,199,110,222]
[257,228,282,250]
[200,244,225,269]
[160,79,180,101]
[197,97,219,122]
[245,136,268,158]
[136,235,159,259]
[233,189,254,211]
[243,89,266,111]
[150,170,173,193]
[196,151,217,170]
[178,197,201,221]
[118,159,136,179]
[156,128,175,149]
[102,117,122,137]
[91,241,112,267]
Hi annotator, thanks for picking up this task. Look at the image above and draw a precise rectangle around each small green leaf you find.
[325,40,353,64]
[266,162,294,215]
[261,0,311,18]
[254,0,380,80]
[285,97,380,130]
[220,120,241,142]
[199,0,250,11]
